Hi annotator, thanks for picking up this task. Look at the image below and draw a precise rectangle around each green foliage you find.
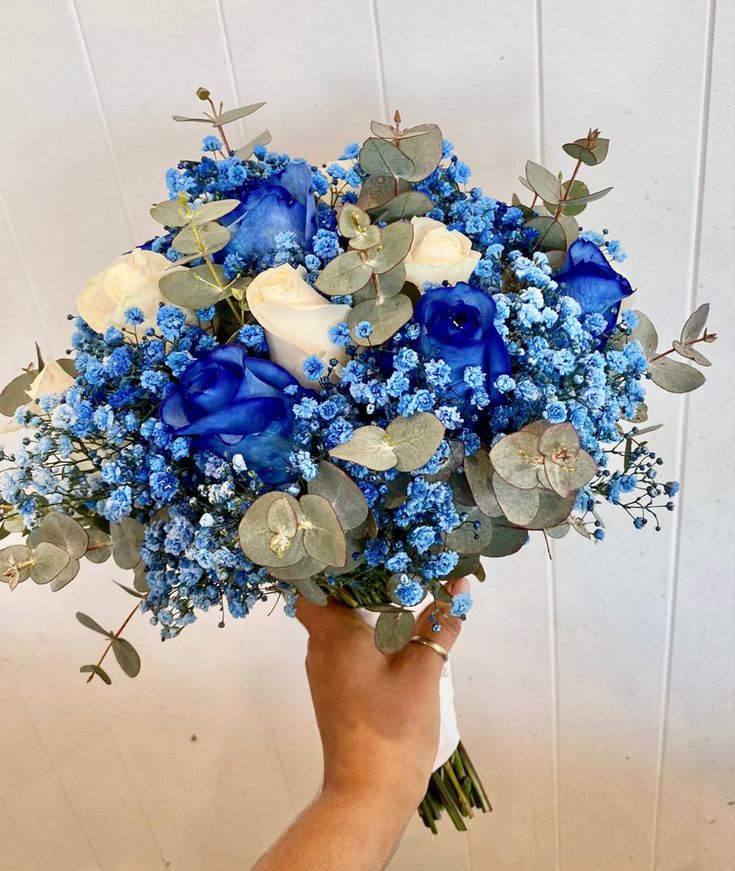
[374,609,415,654]
[307,461,369,531]
[110,518,145,570]
[348,294,413,346]
[316,251,373,297]
[0,369,37,417]
[172,221,230,256]
[648,357,706,393]
[370,191,433,223]
[329,412,445,473]
[112,637,141,678]
[30,542,70,585]
[160,264,231,308]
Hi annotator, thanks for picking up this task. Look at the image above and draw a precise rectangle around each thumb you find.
[397,577,471,676]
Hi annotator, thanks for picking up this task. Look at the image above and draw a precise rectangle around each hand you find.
[298,577,469,810]
[252,577,469,870]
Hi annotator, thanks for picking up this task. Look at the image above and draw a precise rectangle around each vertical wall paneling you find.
[652,0,735,865]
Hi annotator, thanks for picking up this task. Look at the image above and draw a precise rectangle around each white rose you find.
[404,217,481,290]
[27,360,75,405]
[246,264,351,386]
[77,248,174,335]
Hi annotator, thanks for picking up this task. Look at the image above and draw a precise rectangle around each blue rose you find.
[224,160,317,263]
[413,283,511,404]
[160,345,299,485]
[556,239,634,330]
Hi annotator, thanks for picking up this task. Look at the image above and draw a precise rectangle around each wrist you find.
[321,768,426,822]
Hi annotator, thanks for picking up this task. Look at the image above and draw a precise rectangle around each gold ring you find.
[409,635,449,662]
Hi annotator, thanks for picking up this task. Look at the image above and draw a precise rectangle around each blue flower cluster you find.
[0,131,675,639]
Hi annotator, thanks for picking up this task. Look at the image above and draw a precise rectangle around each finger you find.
[397,577,470,676]
[295,594,363,644]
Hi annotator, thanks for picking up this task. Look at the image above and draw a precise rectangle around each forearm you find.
[252,784,416,871]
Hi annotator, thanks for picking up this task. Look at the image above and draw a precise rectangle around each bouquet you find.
[0,88,717,833]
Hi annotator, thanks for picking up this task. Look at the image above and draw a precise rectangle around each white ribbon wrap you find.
[358,607,460,771]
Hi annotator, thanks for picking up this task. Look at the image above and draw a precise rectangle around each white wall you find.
[0,2,733,869]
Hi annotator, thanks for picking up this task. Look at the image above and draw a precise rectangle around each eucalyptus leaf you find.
[628,310,659,359]
[544,180,589,217]
[558,213,580,246]
[492,475,540,527]
[398,124,443,181]
[386,412,445,473]
[538,423,580,460]
[294,577,328,606]
[373,263,407,299]
[110,518,145,570]
[84,527,113,564]
[172,222,230,256]
[525,489,577,531]
[366,221,414,274]
[76,611,113,637]
[216,102,266,126]
[133,562,149,594]
[269,554,325,581]
[525,161,562,204]
[348,294,413,346]
[563,137,609,166]
[239,492,305,568]
[359,174,411,212]
[348,225,381,251]
[370,120,398,139]
[338,203,371,238]
[160,264,230,308]
[371,191,433,223]
[445,506,494,555]
[490,431,543,489]
[112,637,141,678]
[113,580,146,599]
[0,370,37,417]
[424,439,464,484]
[680,303,709,344]
[562,141,595,165]
[0,545,33,587]
[482,518,528,557]
[688,347,711,367]
[546,522,571,540]
[559,186,613,206]
[234,129,272,160]
[189,199,241,226]
[39,513,88,560]
[30,542,70,584]
[526,216,567,252]
[49,557,80,591]
[360,137,414,179]
[299,494,347,568]
[544,449,597,498]
[80,664,112,685]
[316,251,373,297]
[648,357,706,393]
[307,461,368,531]
[329,424,394,471]
[374,610,415,654]
[150,198,192,228]
[672,340,695,360]
[464,451,503,516]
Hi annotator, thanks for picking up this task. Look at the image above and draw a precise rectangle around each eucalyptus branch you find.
[86,601,140,684]
[649,330,716,363]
